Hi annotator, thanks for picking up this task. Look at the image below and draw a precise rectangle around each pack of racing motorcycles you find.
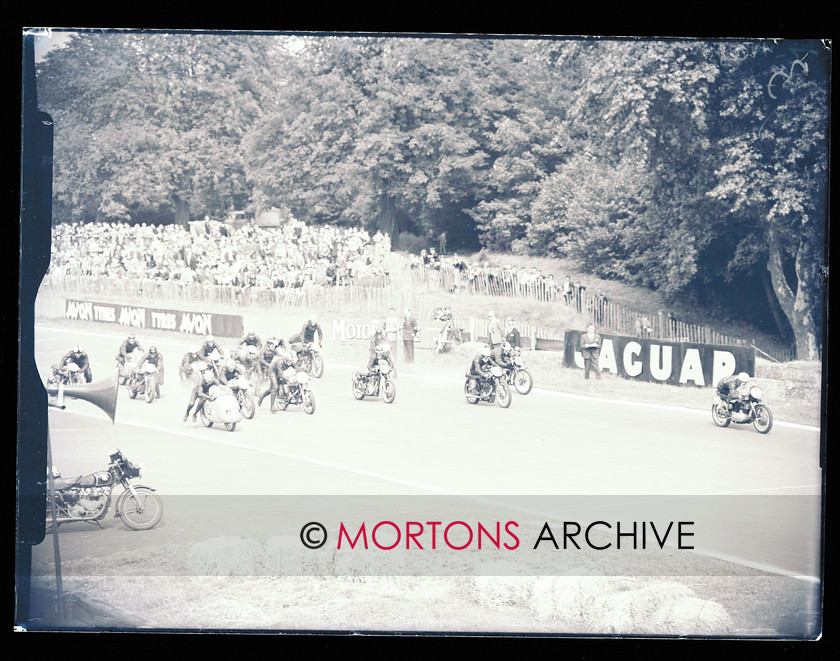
[42,314,773,534]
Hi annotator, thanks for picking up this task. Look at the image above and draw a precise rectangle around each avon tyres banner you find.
[563,330,755,388]
[64,299,243,338]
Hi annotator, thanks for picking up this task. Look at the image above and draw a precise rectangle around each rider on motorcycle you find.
[60,346,93,383]
[716,372,752,410]
[262,350,297,412]
[466,347,494,393]
[116,333,144,366]
[179,346,204,381]
[137,346,164,398]
[183,369,219,422]
[199,335,225,362]
[236,345,259,376]
[367,321,396,374]
[219,358,244,387]
[239,330,262,351]
[289,314,323,359]
[268,330,287,350]
[257,339,279,377]
[491,342,516,370]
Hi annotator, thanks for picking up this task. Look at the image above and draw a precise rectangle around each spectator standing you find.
[401,308,419,364]
[578,324,602,380]
[505,318,522,350]
[486,311,505,349]
[384,307,401,375]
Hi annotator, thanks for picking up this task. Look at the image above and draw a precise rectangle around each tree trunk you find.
[761,268,795,345]
[174,195,191,228]
[766,223,820,361]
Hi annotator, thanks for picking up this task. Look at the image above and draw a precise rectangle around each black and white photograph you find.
[17,29,827,638]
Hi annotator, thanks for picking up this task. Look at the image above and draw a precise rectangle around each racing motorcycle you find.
[117,349,144,386]
[464,365,512,408]
[294,343,324,379]
[127,362,160,403]
[229,374,256,419]
[503,348,533,395]
[199,385,243,432]
[352,345,396,404]
[45,449,163,531]
[47,362,84,387]
[273,368,316,414]
[711,381,774,434]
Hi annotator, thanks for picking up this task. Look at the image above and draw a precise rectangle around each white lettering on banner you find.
[598,339,617,374]
[65,300,93,321]
[623,342,643,377]
[151,311,177,330]
[333,319,375,342]
[119,306,146,328]
[180,312,213,335]
[679,348,705,386]
[712,350,736,386]
[649,345,673,381]
[93,305,116,322]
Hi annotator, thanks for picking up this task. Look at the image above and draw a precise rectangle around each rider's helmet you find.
[127,333,136,341]
[282,351,295,363]
[737,372,750,383]
[247,330,256,338]
[205,335,215,344]
[266,339,276,349]
[149,346,158,355]
[189,345,200,355]
[225,358,236,370]
[309,313,318,324]
[481,347,491,358]
[72,345,82,354]
[203,370,215,383]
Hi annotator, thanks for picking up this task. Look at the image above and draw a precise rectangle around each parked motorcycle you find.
[712,382,774,434]
[432,320,463,354]
[294,343,324,379]
[127,362,160,403]
[464,365,512,408]
[274,369,316,414]
[45,449,163,531]
[199,384,243,432]
[352,345,396,404]
[47,362,84,387]
[504,348,533,395]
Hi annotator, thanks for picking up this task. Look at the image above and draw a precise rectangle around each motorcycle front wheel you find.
[496,381,512,409]
[302,390,316,415]
[752,404,773,434]
[199,403,213,427]
[464,380,479,405]
[711,402,731,428]
[311,354,325,379]
[224,422,237,432]
[144,381,154,403]
[382,379,396,404]
[240,393,256,419]
[513,369,533,395]
[128,385,138,399]
[116,487,163,531]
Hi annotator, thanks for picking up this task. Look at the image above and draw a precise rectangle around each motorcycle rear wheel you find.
[302,391,316,415]
[116,487,163,531]
[711,402,731,428]
[382,379,396,404]
[753,404,773,434]
[496,382,512,409]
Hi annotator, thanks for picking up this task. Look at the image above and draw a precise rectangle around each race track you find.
[28,323,823,579]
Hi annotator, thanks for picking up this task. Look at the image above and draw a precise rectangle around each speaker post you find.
[46,372,119,423]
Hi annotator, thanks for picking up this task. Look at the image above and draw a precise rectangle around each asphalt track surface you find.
[28,324,823,580]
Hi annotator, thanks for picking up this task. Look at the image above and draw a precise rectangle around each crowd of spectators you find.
[47,220,393,289]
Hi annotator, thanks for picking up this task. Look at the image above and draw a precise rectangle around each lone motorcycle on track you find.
[45,449,163,531]
[352,343,397,404]
[712,373,773,434]
[464,349,512,409]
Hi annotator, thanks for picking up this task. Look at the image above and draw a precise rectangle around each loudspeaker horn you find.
[46,372,119,423]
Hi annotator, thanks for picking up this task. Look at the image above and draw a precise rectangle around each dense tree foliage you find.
[35,33,828,356]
